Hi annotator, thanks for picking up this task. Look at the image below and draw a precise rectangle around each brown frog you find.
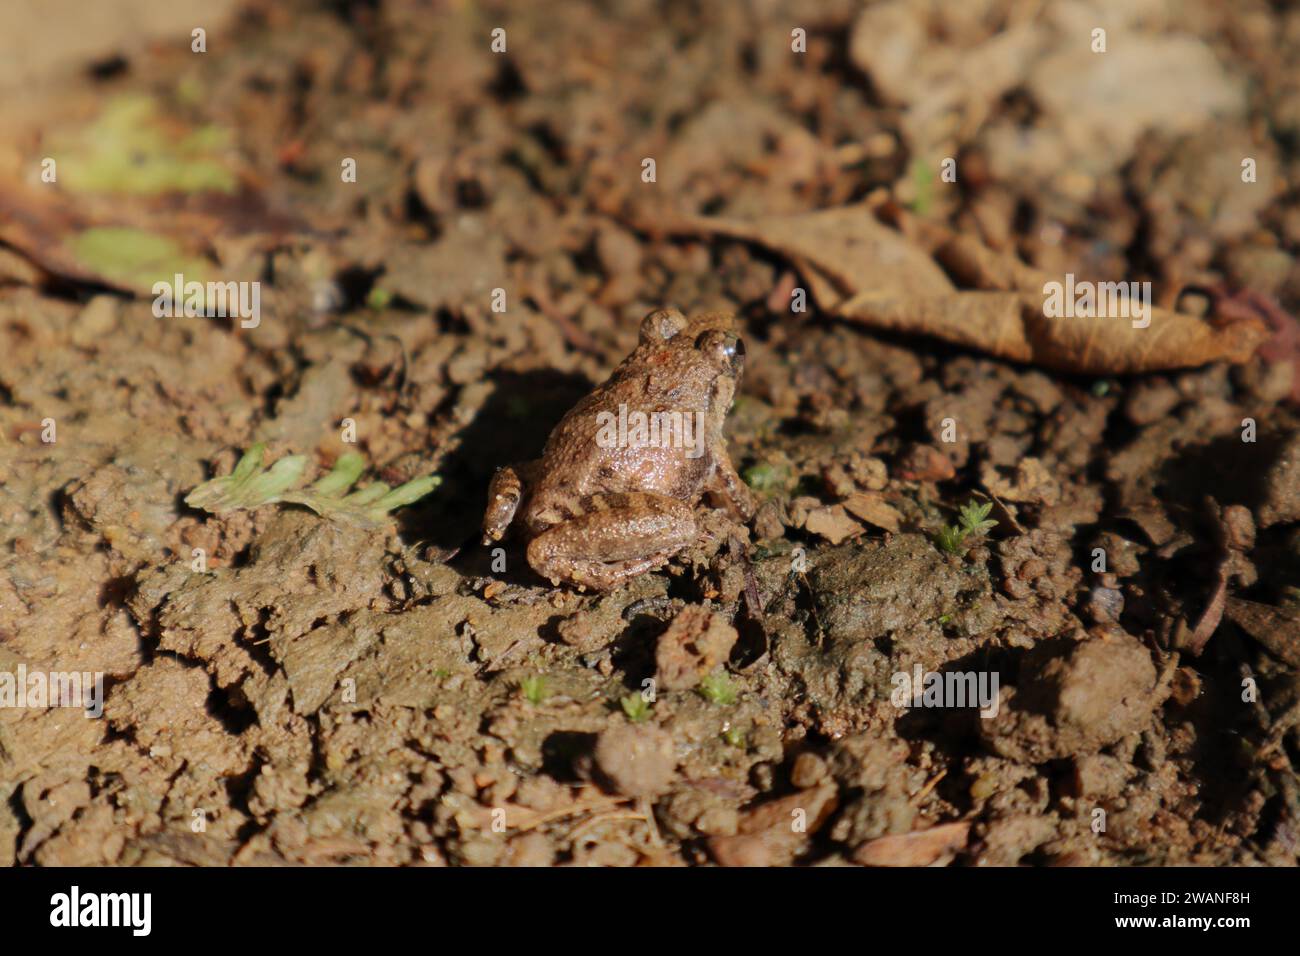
[482,308,755,591]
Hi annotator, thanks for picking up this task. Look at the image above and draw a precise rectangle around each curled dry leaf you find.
[836,289,1263,374]
[660,204,952,307]
[852,820,971,867]
[659,205,1265,375]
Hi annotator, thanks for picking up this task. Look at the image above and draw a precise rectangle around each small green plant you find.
[721,725,747,748]
[697,671,737,707]
[957,500,999,537]
[186,443,439,528]
[934,499,998,555]
[519,675,548,705]
[905,155,934,215]
[934,524,966,554]
[742,462,782,493]
[620,692,652,723]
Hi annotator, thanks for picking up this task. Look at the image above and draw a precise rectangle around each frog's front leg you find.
[482,462,536,544]
[526,492,697,591]
[707,455,756,522]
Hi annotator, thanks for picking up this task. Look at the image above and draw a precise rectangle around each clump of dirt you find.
[979,630,1168,763]
[2,0,1300,868]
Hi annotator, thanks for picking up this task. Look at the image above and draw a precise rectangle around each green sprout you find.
[519,675,549,705]
[620,692,652,723]
[934,525,966,554]
[742,462,783,493]
[934,499,998,555]
[957,500,999,536]
[906,155,934,215]
[186,443,439,528]
[722,725,747,748]
[697,671,737,707]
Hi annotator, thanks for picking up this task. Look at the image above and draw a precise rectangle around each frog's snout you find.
[717,331,745,377]
[728,334,746,373]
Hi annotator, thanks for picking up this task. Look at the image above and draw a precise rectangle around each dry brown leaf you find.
[936,233,1050,292]
[804,504,865,545]
[0,95,306,295]
[842,492,903,532]
[664,204,953,306]
[839,289,1262,374]
[853,821,971,867]
[658,206,1264,375]
[0,182,300,295]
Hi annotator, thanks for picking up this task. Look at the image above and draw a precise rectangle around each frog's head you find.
[640,310,743,370]
[636,308,745,417]
[694,326,745,423]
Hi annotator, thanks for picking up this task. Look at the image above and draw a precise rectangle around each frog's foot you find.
[482,464,527,545]
[543,551,681,592]
[694,507,743,551]
[525,493,696,591]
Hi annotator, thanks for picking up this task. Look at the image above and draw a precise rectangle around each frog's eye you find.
[695,330,745,370]
[639,308,688,343]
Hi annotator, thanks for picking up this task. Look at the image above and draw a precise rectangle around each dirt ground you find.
[2,0,1300,867]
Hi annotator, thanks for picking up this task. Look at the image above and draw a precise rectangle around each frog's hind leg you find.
[482,462,534,544]
[526,492,696,591]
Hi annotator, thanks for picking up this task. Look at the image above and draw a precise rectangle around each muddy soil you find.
[2,0,1300,867]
